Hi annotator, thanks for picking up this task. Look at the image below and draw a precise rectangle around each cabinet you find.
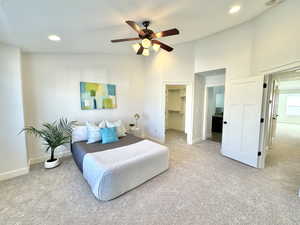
[212,115,223,133]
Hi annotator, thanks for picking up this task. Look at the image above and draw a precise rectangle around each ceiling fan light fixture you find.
[142,48,150,56]
[111,20,179,55]
[142,38,152,48]
[152,43,161,52]
[132,43,140,53]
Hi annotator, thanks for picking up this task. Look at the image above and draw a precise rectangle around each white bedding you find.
[82,140,169,201]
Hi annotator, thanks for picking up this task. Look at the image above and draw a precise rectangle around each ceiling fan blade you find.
[137,45,144,55]
[152,40,173,52]
[152,28,179,38]
[126,21,146,36]
[111,37,140,43]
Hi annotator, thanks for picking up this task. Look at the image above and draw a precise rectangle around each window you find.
[286,94,300,116]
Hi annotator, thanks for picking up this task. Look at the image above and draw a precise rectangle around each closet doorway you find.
[165,85,187,144]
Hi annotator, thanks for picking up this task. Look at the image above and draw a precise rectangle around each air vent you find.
[265,0,286,7]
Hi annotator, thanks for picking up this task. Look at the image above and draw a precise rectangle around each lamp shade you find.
[152,43,160,52]
[141,38,151,48]
[142,48,150,56]
[132,43,140,53]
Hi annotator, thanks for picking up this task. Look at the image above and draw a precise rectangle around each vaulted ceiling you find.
[0,0,271,53]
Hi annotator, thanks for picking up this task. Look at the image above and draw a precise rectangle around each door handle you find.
[223,121,228,124]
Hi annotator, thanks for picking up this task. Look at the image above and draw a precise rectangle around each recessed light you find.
[229,5,241,14]
[48,35,61,42]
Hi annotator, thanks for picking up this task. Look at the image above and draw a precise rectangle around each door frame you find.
[162,81,193,144]
[259,60,300,168]
[203,83,225,140]
[193,69,227,144]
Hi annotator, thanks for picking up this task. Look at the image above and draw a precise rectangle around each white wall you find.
[252,1,300,74]
[2,0,300,178]
[22,53,145,162]
[144,19,254,143]
[144,0,300,143]
[205,75,225,87]
[195,22,254,79]
[195,0,300,77]
[0,43,28,180]
[143,42,195,141]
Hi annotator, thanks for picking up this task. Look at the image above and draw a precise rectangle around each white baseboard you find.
[146,135,164,144]
[0,167,29,181]
[29,150,72,165]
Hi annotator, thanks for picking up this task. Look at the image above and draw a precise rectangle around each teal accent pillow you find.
[101,127,119,144]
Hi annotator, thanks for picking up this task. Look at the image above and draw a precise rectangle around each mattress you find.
[71,135,169,201]
[71,134,143,172]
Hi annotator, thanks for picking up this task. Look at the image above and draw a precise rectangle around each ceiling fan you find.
[111,21,179,56]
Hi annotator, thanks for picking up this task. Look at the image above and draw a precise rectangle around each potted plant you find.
[20,118,75,169]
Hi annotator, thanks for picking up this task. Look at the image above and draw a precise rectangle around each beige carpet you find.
[0,128,300,225]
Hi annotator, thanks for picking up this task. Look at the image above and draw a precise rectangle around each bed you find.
[71,134,169,201]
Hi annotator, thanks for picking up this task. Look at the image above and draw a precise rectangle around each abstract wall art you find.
[80,82,117,110]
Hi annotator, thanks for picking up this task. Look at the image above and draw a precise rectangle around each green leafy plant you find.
[20,118,76,162]
[90,90,96,97]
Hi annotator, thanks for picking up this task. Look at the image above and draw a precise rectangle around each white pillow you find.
[86,122,102,144]
[72,125,88,143]
[106,120,127,137]
[98,120,106,129]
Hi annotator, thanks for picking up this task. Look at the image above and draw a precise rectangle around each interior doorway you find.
[193,68,226,144]
[261,69,300,195]
[165,85,187,144]
[205,85,225,143]
[263,71,300,169]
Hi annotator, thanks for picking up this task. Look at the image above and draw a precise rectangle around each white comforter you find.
[82,140,169,201]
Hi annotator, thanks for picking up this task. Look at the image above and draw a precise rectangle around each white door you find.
[222,76,264,167]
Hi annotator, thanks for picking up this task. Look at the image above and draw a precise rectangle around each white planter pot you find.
[44,158,61,169]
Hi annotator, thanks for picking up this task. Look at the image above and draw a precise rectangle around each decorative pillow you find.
[98,120,106,129]
[106,120,127,137]
[101,127,119,144]
[72,125,88,143]
[86,121,103,144]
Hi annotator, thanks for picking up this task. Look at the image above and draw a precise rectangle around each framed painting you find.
[80,82,116,110]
